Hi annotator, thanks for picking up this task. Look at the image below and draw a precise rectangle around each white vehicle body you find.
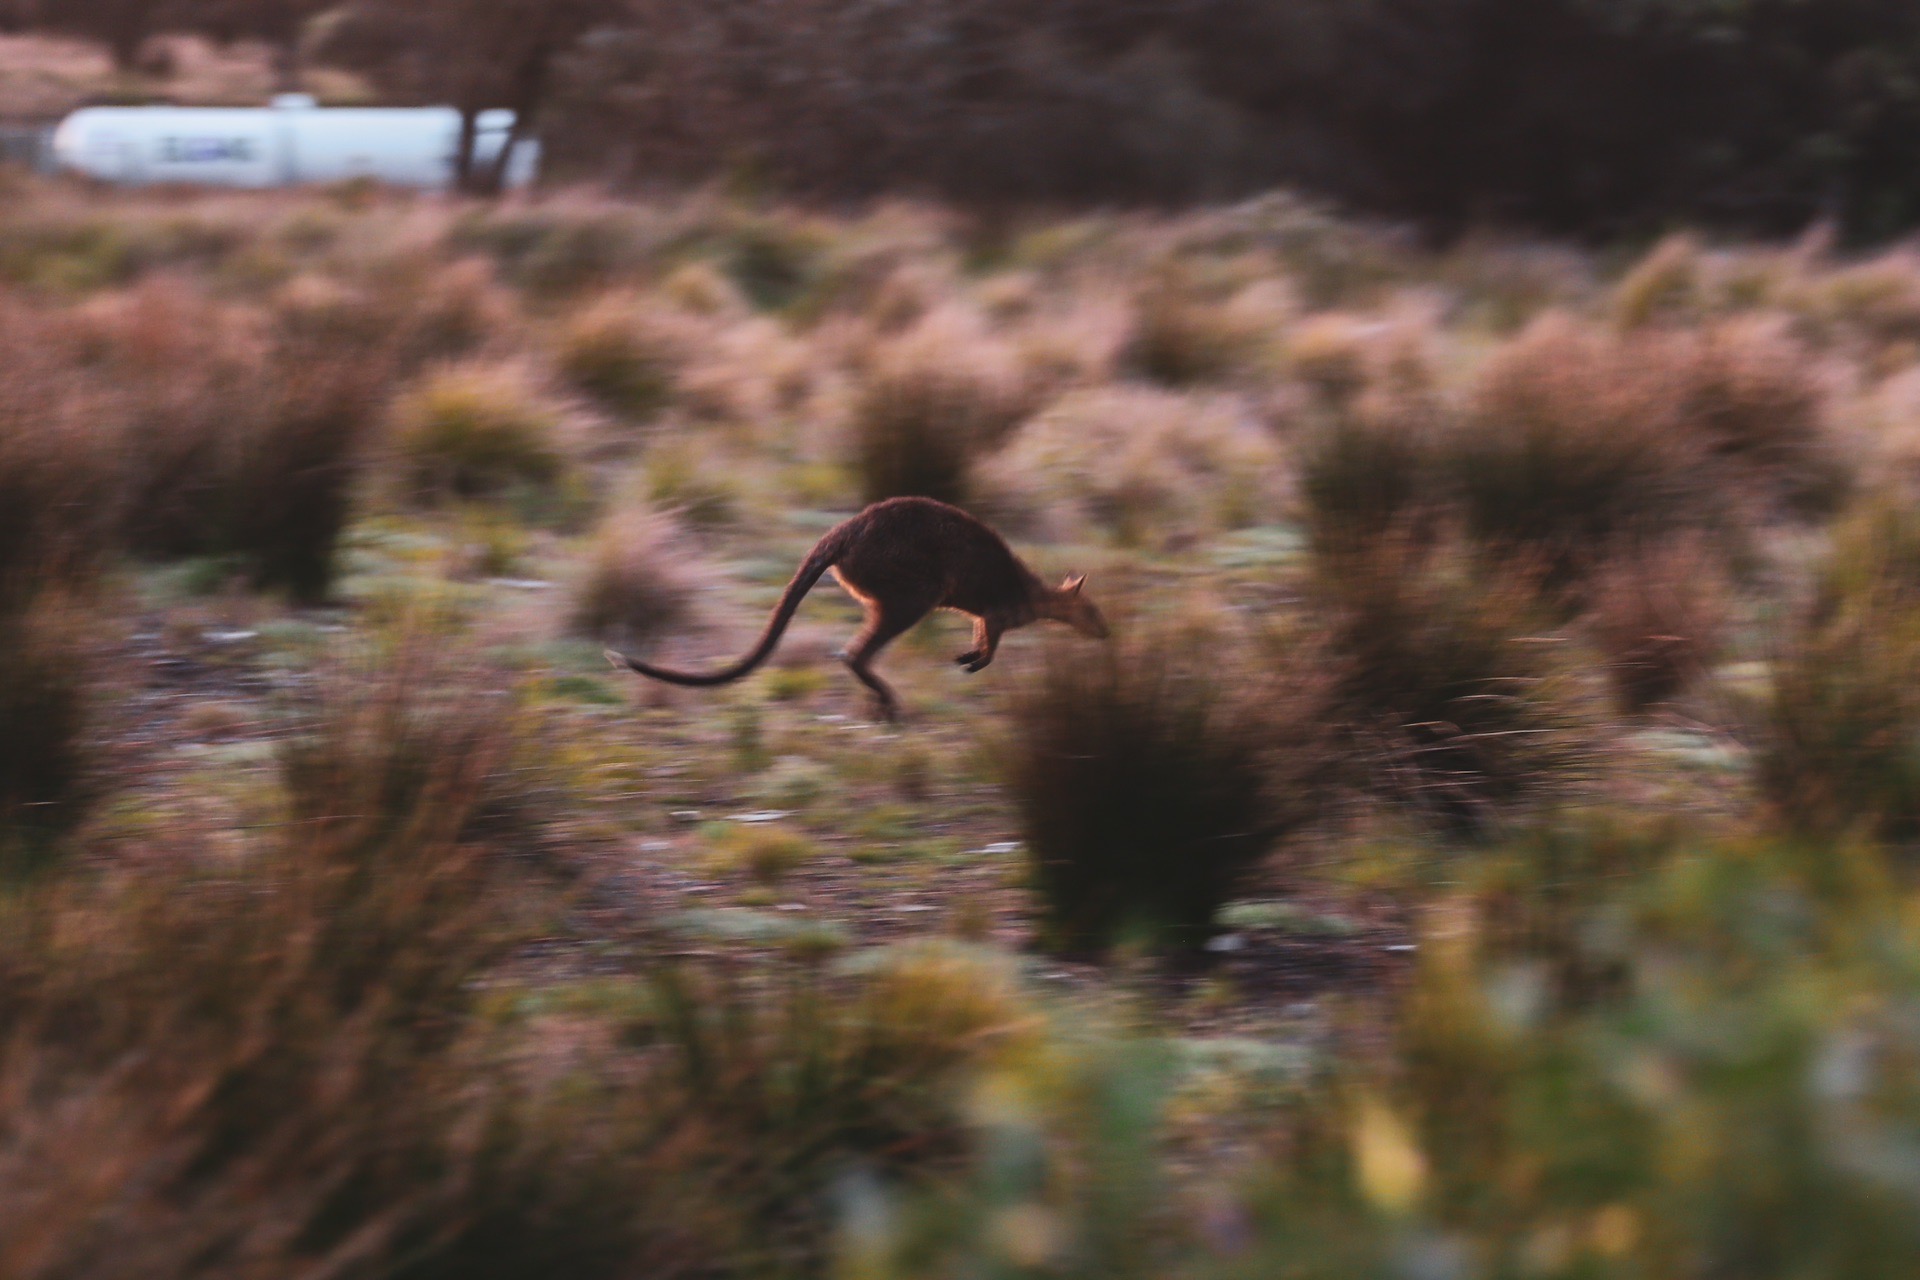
[50,96,538,190]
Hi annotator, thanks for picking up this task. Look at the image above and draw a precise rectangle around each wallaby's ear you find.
[1063,573,1086,594]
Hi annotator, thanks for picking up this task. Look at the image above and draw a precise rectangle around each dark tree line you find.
[11,0,1920,238]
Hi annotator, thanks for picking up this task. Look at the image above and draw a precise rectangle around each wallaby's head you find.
[1049,574,1110,639]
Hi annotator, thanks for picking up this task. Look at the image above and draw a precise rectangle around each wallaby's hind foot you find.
[841,653,901,722]
[954,648,985,671]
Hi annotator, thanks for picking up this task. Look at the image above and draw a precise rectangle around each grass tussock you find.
[393,361,573,508]
[1297,383,1442,560]
[568,506,699,648]
[1455,315,1716,580]
[0,312,111,604]
[1676,318,1849,513]
[554,293,684,423]
[1313,536,1601,839]
[850,310,1033,507]
[1119,269,1274,386]
[34,279,391,602]
[1758,501,1920,841]
[1584,537,1730,714]
[1005,624,1323,954]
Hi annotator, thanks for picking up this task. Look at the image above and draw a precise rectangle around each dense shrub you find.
[1005,625,1323,954]
[546,0,1920,239]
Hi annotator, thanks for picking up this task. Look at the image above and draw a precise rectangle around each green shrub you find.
[867,834,1920,1280]
[624,942,1035,1270]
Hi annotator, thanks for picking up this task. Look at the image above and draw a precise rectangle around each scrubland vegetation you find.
[11,170,1920,1277]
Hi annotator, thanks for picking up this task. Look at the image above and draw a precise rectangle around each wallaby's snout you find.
[1058,574,1110,640]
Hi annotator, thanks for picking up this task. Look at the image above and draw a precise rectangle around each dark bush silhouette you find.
[1006,625,1323,954]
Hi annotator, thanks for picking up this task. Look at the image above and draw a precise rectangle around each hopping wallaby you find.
[605,496,1109,721]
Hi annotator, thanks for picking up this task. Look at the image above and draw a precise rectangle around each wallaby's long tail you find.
[606,525,848,687]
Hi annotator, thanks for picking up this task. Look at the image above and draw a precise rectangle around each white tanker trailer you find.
[50,95,539,190]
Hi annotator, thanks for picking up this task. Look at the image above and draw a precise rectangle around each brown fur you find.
[605,496,1108,720]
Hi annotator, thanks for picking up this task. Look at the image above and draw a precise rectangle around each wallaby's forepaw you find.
[603,648,631,673]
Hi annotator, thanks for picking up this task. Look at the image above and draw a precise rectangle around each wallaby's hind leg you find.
[841,602,928,722]
[954,615,1004,674]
